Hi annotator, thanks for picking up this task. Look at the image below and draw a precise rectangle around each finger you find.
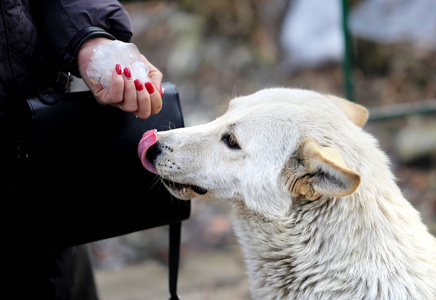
[93,64,124,105]
[141,55,163,95]
[149,68,163,94]
[134,79,151,119]
[144,81,163,115]
[106,64,124,104]
[117,67,138,112]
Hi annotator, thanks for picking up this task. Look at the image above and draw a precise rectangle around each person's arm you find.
[37,0,162,118]
[37,0,132,63]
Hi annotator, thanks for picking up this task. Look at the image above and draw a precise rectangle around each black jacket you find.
[0,2,133,298]
[0,0,132,120]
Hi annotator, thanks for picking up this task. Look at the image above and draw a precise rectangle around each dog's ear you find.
[285,139,361,200]
[324,94,369,127]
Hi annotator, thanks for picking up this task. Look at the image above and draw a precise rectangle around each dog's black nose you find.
[146,141,161,163]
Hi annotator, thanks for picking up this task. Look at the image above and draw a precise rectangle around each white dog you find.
[138,88,436,299]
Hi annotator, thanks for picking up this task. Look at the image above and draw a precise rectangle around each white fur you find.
[152,88,436,299]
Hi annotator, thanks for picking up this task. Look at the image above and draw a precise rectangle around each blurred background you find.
[82,0,436,298]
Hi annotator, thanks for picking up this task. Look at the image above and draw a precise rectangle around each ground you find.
[95,246,250,300]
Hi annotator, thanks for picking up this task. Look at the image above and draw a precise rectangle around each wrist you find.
[63,27,115,77]
[77,37,113,79]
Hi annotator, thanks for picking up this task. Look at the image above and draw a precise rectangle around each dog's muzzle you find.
[138,129,208,196]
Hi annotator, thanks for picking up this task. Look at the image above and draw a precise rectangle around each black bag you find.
[26,82,190,249]
[25,83,188,300]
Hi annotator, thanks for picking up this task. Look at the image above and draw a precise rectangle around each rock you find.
[395,117,436,164]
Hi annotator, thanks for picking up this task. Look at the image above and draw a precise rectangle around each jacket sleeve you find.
[37,0,132,64]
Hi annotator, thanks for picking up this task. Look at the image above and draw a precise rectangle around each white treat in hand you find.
[86,40,150,90]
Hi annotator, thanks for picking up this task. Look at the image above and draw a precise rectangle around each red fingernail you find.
[123,67,131,78]
[159,85,163,98]
[144,82,155,94]
[134,79,144,91]
[115,64,122,75]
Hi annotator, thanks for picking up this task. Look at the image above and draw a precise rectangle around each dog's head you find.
[139,88,369,218]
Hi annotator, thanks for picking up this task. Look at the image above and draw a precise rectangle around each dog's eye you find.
[222,133,241,149]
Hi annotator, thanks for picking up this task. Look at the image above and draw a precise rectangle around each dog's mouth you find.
[162,178,208,195]
[138,129,208,196]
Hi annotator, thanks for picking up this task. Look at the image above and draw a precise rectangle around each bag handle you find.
[169,222,182,300]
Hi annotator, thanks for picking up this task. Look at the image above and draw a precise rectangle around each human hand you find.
[77,37,163,119]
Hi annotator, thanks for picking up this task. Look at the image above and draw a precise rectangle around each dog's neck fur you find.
[232,186,436,299]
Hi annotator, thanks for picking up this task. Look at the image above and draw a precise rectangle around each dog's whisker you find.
[145,174,163,192]
[219,89,230,101]
[232,85,238,99]
[168,121,177,130]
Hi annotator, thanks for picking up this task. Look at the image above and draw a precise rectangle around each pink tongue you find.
[138,129,158,174]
